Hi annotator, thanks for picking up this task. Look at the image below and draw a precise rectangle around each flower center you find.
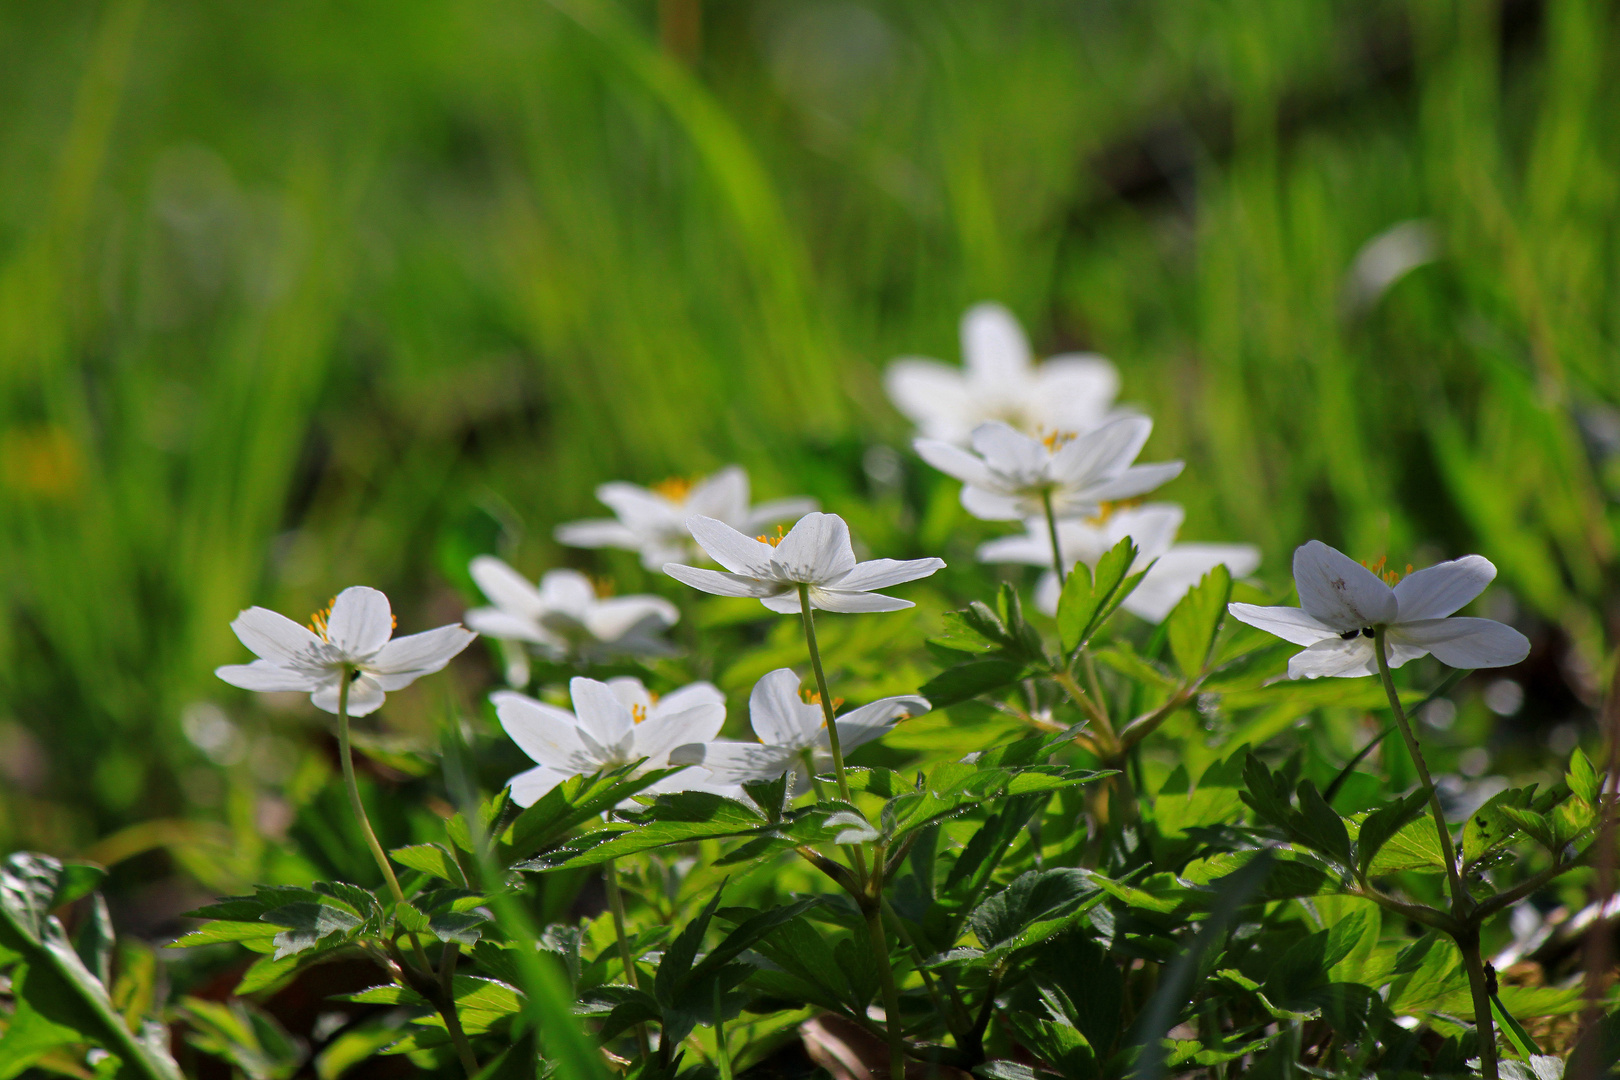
[590,575,615,598]
[308,599,336,640]
[800,689,844,711]
[1040,429,1077,453]
[756,525,787,547]
[631,703,647,724]
[1360,555,1413,586]
[652,476,695,502]
[1088,497,1144,525]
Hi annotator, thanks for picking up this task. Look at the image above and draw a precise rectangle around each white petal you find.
[554,519,641,550]
[368,624,476,676]
[832,557,945,592]
[1124,545,1260,623]
[325,587,395,658]
[687,516,778,576]
[1049,416,1152,485]
[970,421,1048,481]
[771,513,857,583]
[584,596,679,642]
[685,466,749,521]
[808,588,913,613]
[748,668,818,747]
[663,563,782,598]
[653,681,726,718]
[507,764,570,808]
[1105,503,1185,561]
[961,303,1033,383]
[1393,555,1496,622]
[537,570,596,618]
[1034,571,1061,616]
[312,674,386,716]
[1287,637,1378,679]
[976,526,1054,566]
[829,695,929,753]
[492,691,586,768]
[1292,541,1397,629]
[231,607,327,667]
[606,677,653,713]
[738,497,820,533]
[759,591,805,614]
[1080,461,1184,502]
[914,438,1003,490]
[570,677,636,746]
[1227,603,1338,646]
[960,485,1026,521]
[669,740,800,785]
[630,703,727,764]
[596,481,680,532]
[1388,618,1530,670]
[470,556,548,620]
[215,660,320,693]
[1033,356,1119,429]
[885,360,978,442]
[464,607,549,645]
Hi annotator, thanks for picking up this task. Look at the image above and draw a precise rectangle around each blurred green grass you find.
[2,0,1616,851]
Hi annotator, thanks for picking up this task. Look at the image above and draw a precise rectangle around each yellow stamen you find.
[800,688,844,711]
[1089,497,1144,525]
[1360,555,1413,586]
[652,476,695,502]
[1040,429,1077,452]
[307,598,337,640]
[631,704,647,724]
[756,524,787,547]
[590,575,616,598]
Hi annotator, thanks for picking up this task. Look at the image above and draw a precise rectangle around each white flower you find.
[1228,540,1531,679]
[216,586,476,717]
[494,676,728,807]
[885,302,1120,444]
[915,417,1183,522]
[465,559,678,663]
[669,668,927,793]
[554,466,817,570]
[976,503,1261,622]
[663,512,944,614]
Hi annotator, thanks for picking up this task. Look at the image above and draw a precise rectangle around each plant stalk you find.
[438,942,481,1078]
[1042,488,1067,586]
[798,583,871,886]
[1459,934,1500,1080]
[866,899,908,1079]
[336,669,476,1075]
[605,858,653,1059]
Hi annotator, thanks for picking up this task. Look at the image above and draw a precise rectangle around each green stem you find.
[714,978,733,1080]
[1041,488,1066,586]
[1372,632,1468,912]
[866,900,908,1079]
[799,584,853,804]
[605,858,652,1059]
[336,669,476,1075]
[1459,934,1500,1080]
[438,942,481,1078]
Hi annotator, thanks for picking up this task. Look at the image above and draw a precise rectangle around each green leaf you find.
[168,921,281,952]
[0,853,183,1080]
[259,903,363,959]
[1368,819,1449,875]
[1166,564,1232,679]
[394,902,431,934]
[1497,804,1558,851]
[390,843,468,887]
[1005,1011,1098,1080]
[918,658,1027,707]
[1056,537,1139,654]
[500,763,690,861]
[517,792,766,871]
[969,869,1097,951]
[428,912,487,946]
[1356,789,1429,878]
[1292,780,1351,866]
[1568,748,1599,806]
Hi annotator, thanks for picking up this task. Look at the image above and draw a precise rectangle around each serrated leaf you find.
[918,659,1027,707]
[1293,780,1351,865]
[1368,820,1449,875]
[517,792,765,871]
[1166,564,1232,679]
[1356,789,1429,878]
[428,912,487,946]
[1568,748,1599,806]
[390,843,468,887]
[1056,537,1139,654]
[260,903,363,959]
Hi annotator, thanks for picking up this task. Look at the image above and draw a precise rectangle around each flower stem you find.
[1373,632,1493,1078]
[1041,489,1066,586]
[799,584,854,805]
[798,584,871,887]
[865,898,908,1079]
[713,978,733,1080]
[605,858,652,1059]
[336,669,477,1076]
[336,668,409,907]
